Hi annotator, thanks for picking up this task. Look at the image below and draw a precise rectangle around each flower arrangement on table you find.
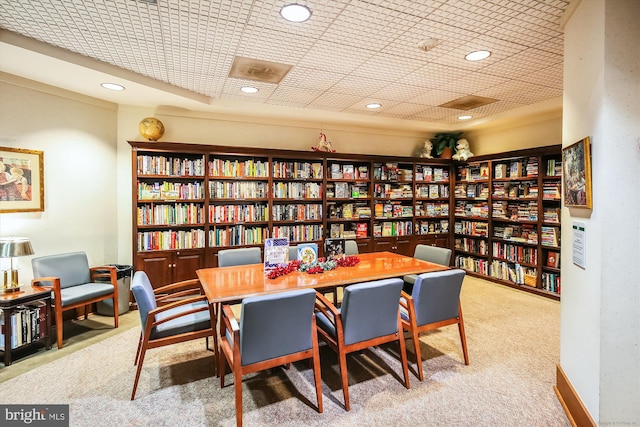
[266,255,360,279]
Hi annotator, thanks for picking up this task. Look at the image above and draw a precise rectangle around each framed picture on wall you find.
[0,146,44,213]
[562,137,592,209]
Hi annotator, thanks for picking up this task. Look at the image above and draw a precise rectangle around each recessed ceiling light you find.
[366,103,381,109]
[458,115,473,120]
[280,4,311,22]
[240,86,259,93]
[101,83,125,91]
[465,50,491,61]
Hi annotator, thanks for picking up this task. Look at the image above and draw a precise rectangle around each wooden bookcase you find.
[452,146,562,300]
[130,141,561,300]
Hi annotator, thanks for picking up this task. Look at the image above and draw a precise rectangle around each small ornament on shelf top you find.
[312,132,336,152]
[139,117,165,141]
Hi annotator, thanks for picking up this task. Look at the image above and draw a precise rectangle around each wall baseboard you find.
[554,364,596,427]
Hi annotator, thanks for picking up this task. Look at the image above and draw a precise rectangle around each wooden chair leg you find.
[134,333,143,365]
[338,349,350,411]
[113,300,119,328]
[311,331,323,413]
[55,308,63,349]
[397,326,410,389]
[233,362,243,427]
[131,343,148,400]
[411,327,424,381]
[458,304,469,365]
[219,351,227,388]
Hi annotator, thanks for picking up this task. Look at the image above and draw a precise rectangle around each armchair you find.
[130,271,215,399]
[315,278,409,411]
[217,247,262,267]
[219,288,323,427]
[31,251,119,349]
[403,244,452,291]
[400,269,468,381]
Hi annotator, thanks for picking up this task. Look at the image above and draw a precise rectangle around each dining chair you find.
[219,288,323,427]
[217,247,262,267]
[130,270,215,399]
[344,240,359,255]
[315,278,410,411]
[31,251,119,349]
[403,244,452,291]
[399,269,468,381]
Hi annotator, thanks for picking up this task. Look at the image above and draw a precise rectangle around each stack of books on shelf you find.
[543,207,560,223]
[543,182,561,199]
[541,226,560,247]
[509,161,523,178]
[546,159,562,176]
[526,157,539,177]
[0,302,47,351]
[494,163,507,179]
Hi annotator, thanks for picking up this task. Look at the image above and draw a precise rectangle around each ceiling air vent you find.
[229,56,293,84]
[439,95,498,111]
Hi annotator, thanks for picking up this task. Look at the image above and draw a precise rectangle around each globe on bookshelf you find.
[139,117,165,141]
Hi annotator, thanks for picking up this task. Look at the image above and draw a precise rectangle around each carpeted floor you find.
[0,277,570,426]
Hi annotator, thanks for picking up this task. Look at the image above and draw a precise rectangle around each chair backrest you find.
[344,240,359,255]
[31,251,91,289]
[217,247,262,267]
[340,278,403,345]
[239,288,316,366]
[411,269,465,326]
[413,244,452,266]
[131,271,158,329]
[288,245,298,261]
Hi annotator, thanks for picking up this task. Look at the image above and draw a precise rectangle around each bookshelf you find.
[452,146,562,300]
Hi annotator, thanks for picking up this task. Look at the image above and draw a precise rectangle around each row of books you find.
[0,302,47,351]
[374,183,413,199]
[492,201,538,221]
[492,181,538,199]
[327,182,368,199]
[416,184,450,199]
[541,226,560,247]
[209,181,268,199]
[139,181,205,200]
[455,237,488,255]
[373,163,413,181]
[454,255,489,274]
[542,182,561,199]
[272,182,322,199]
[457,162,490,182]
[541,272,561,293]
[272,224,324,242]
[455,220,488,237]
[210,226,268,247]
[416,220,449,234]
[137,155,206,176]
[272,203,322,221]
[455,201,489,218]
[329,222,368,239]
[210,204,269,223]
[546,159,562,177]
[138,203,204,226]
[329,163,369,179]
[489,260,537,285]
[415,202,449,217]
[209,158,269,178]
[455,183,489,199]
[137,229,206,251]
[415,166,449,182]
[328,203,371,219]
[493,224,538,244]
[374,202,413,219]
[492,242,538,265]
[272,161,323,179]
[543,207,560,223]
[372,220,413,237]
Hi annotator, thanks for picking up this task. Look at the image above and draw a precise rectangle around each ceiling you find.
[0,0,570,131]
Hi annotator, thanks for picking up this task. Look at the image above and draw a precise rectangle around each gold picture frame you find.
[0,147,44,213]
[562,137,592,208]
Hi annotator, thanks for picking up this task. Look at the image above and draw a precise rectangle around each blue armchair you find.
[400,269,468,381]
[315,278,410,411]
[130,270,215,399]
[219,288,323,426]
[403,244,452,291]
[31,251,119,349]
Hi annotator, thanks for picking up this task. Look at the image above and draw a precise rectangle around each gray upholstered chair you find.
[31,251,119,349]
[130,271,215,400]
[400,269,468,381]
[315,278,410,411]
[288,245,298,261]
[344,240,359,255]
[217,247,262,267]
[219,288,323,426]
[403,244,452,289]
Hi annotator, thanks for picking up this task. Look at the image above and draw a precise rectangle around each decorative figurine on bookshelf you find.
[452,138,474,161]
[138,117,165,141]
[312,132,336,152]
[416,140,433,158]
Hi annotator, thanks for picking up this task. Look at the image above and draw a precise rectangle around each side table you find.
[0,285,52,366]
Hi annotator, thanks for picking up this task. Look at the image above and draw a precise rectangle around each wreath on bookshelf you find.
[266,256,360,279]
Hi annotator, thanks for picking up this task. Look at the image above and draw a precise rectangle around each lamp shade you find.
[0,237,34,258]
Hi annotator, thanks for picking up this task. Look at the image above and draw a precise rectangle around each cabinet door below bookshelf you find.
[135,250,205,288]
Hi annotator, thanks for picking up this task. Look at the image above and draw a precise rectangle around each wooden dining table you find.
[196,251,449,305]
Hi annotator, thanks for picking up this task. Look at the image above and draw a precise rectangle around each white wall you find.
[562,0,640,424]
[0,75,119,284]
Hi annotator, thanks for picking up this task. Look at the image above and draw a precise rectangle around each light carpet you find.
[1,277,570,426]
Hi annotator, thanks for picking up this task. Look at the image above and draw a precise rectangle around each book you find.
[342,164,354,179]
[297,243,318,263]
[355,222,368,238]
[264,237,289,272]
[546,251,560,268]
[324,238,345,260]
[335,182,348,198]
[494,164,506,179]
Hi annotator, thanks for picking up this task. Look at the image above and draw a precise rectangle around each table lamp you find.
[0,237,34,292]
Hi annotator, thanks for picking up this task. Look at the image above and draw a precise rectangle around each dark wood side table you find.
[0,285,52,366]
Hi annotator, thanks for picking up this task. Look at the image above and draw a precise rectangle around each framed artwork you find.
[0,147,44,213]
[562,137,592,208]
